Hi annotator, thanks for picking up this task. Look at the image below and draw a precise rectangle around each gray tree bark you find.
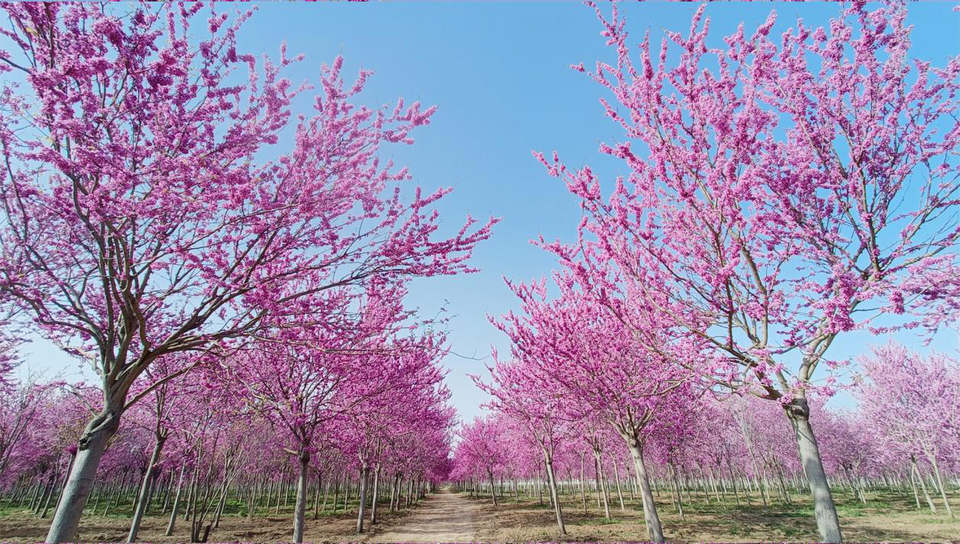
[45,408,120,543]
[624,438,664,543]
[785,399,843,543]
[369,464,381,525]
[293,452,309,543]
[166,463,187,536]
[128,435,166,542]
[355,463,369,534]
[542,451,566,535]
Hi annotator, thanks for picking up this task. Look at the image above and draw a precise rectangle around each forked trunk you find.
[785,399,843,543]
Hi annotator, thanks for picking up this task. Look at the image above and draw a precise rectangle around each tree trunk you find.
[925,453,954,518]
[355,463,369,534]
[129,436,166,542]
[911,457,937,513]
[370,464,381,525]
[51,452,76,519]
[613,461,626,511]
[293,452,309,543]
[669,465,684,520]
[579,452,587,514]
[909,466,922,510]
[40,463,60,519]
[624,437,664,543]
[786,400,843,543]
[166,464,187,536]
[321,475,330,514]
[593,450,611,519]
[46,411,120,543]
[488,470,498,506]
[543,452,566,535]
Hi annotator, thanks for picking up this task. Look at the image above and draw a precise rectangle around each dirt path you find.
[369,489,483,543]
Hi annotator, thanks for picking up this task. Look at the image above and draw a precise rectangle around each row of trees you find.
[0,3,493,542]
[457,2,959,543]
[453,342,959,537]
[1,351,455,543]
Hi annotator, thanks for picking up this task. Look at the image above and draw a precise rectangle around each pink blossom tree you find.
[0,4,493,541]
[490,275,697,542]
[476,355,570,534]
[537,2,960,540]
[856,342,958,518]
[454,416,508,505]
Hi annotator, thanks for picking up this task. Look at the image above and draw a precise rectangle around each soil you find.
[369,490,485,543]
[466,489,960,543]
[2,488,957,542]
[0,499,432,543]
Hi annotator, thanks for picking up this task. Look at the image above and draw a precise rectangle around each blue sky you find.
[22,2,960,424]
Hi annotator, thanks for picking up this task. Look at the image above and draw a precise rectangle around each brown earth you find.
[467,488,960,543]
[0,500,427,543]
[369,490,485,543]
[2,488,957,542]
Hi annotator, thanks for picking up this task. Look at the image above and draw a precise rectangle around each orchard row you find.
[458,2,958,543]
[0,1,958,544]
[0,3,489,543]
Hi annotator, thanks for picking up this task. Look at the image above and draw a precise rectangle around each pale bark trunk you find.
[165,463,186,536]
[488,469,498,506]
[786,400,843,543]
[909,467,922,510]
[370,464,381,524]
[593,450,611,519]
[625,438,664,543]
[579,453,587,514]
[613,461,626,511]
[293,452,309,543]
[128,436,165,542]
[543,452,566,535]
[669,465,684,520]
[912,457,937,513]
[355,463,369,534]
[926,453,954,518]
[46,410,120,543]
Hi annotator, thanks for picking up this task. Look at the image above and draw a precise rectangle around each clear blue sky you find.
[22,2,960,424]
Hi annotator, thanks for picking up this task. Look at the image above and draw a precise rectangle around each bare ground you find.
[2,488,957,542]
[467,489,960,543]
[0,501,428,543]
[369,490,485,543]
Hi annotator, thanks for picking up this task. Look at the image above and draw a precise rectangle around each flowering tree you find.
[537,2,959,540]
[0,3,493,541]
[0,378,54,485]
[856,342,958,518]
[455,416,508,505]
[124,353,205,543]
[488,274,699,542]
[477,355,570,534]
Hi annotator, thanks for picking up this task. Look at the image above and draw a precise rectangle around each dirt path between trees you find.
[369,489,483,543]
